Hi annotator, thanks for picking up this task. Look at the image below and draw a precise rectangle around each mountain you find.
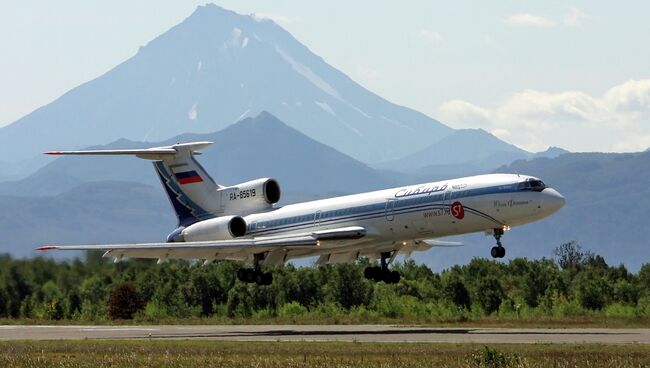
[0,112,397,197]
[0,4,452,178]
[532,146,569,159]
[377,129,530,177]
[0,181,175,258]
[414,151,650,272]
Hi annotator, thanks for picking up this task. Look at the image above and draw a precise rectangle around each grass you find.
[1,316,649,328]
[0,340,648,368]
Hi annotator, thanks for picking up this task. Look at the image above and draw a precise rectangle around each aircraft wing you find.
[36,226,366,263]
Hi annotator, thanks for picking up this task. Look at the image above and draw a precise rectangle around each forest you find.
[0,241,648,324]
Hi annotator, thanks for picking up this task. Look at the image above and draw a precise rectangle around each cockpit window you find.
[518,179,546,192]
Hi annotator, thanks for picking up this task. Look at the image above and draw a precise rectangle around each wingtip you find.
[36,246,59,251]
[43,151,62,155]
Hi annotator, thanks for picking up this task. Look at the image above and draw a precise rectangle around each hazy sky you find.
[1,1,649,152]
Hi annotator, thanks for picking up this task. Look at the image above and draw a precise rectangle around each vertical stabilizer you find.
[45,141,223,226]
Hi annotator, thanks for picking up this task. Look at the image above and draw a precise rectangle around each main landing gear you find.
[364,251,401,284]
[490,228,506,259]
[237,254,273,285]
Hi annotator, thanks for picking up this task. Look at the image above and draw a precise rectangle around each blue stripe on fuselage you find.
[247,183,518,235]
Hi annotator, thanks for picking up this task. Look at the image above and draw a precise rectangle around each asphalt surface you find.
[0,325,649,344]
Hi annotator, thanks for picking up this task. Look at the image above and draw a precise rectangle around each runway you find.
[1,325,649,344]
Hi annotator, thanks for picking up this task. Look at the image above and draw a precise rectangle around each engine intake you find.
[264,179,281,204]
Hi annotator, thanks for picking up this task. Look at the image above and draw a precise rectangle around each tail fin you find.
[45,142,222,226]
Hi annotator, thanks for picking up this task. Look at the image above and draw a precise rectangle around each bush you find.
[141,300,168,321]
[314,302,345,319]
[252,307,275,320]
[277,301,308,318]
[108,283,145,320]
[552,296,588,318]
[42,299,64,320]
[604,303,635,318]
[471,346,522,368]
[635,296,650,318]
[372,285,404,318]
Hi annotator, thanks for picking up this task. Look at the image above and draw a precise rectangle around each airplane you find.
[38,141,565,285]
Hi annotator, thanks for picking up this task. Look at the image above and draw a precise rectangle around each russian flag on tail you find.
[174,170,203,185]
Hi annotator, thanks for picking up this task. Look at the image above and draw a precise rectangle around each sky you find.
[1,1,649,152]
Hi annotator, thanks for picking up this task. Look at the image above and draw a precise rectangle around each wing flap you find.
[422,239,464,247]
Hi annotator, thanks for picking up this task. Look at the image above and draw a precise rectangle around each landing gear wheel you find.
[244,269,256,283]
[237,268,274,285]
[490,246,506,258]
[364,266,378,280]
[254,271,264,285]
[387,270,401,284]
[364,266,400,284]
[260,272,273,286]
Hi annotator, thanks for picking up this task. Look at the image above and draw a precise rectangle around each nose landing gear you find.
[490,228,506,259]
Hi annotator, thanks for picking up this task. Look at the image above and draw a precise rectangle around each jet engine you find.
[219,178,281,214]
[180,215,247,242]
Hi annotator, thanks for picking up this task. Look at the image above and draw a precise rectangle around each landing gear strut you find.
[237,253,273,285]
[490,228,506,259]
[364,251,400,284]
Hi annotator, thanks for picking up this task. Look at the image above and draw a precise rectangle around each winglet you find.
[43,151,62,155]
[36,246,60,251]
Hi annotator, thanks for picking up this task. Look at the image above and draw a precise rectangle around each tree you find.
[553,241,591,269]
[639,263,650,297]
[475,276,505,314]
[328,263,372,309]
[108,283,144,320]
[226,283,254,318]
[573,270,611,309]
[0,287,9,318]
[441,273,471,309]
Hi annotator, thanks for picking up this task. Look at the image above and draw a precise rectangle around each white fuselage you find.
[42,142,566,268]
[217,173,565,261]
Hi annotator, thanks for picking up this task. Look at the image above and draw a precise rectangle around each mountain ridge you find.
[0,3,454,176]
[0,111,398,197]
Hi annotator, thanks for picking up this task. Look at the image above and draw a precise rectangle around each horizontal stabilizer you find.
[44,141,213,160]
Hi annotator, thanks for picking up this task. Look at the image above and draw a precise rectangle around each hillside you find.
[0,112,396,197]
[0,3,453,178]
[0,181,174,257]
[376,129,532,178]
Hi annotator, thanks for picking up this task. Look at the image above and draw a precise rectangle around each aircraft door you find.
[313,210,322,227]
[385,199,397,221]
[443,185,453,210]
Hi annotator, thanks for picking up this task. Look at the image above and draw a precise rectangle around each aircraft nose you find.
[541,188,565,213]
